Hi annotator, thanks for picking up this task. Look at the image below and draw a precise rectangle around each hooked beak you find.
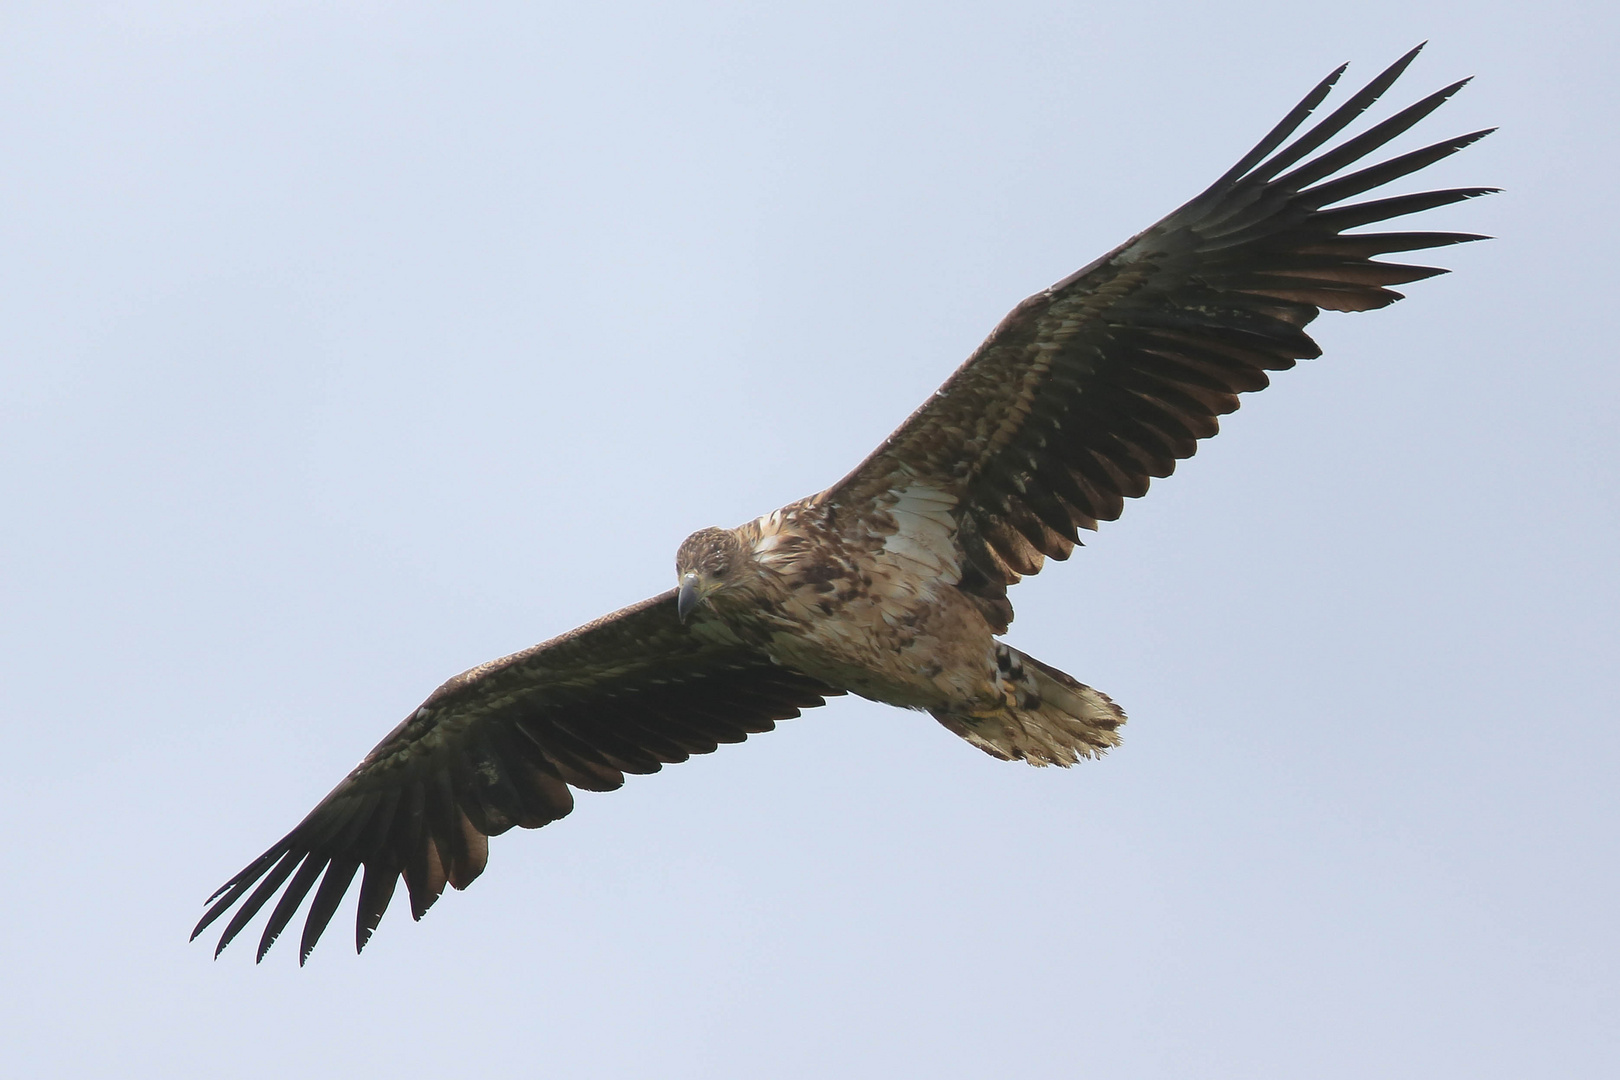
[677,572,704,623]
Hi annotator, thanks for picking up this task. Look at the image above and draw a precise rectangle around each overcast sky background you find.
[2,2,1615,1077]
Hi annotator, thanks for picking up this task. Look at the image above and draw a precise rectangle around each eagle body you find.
[195,47,1494,963]
[682,492,1126,763]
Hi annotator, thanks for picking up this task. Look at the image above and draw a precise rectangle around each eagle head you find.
[675,527,749,623]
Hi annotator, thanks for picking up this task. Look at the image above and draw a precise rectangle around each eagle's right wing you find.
[193,591,840,964]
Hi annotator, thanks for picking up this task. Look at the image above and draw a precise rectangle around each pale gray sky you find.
[2,3,1616,1078]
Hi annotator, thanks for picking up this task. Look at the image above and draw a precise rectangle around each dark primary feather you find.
[192,592,840,963]
[826,44,1494,594]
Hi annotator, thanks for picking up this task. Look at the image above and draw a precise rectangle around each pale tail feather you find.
[932,646,1126,766]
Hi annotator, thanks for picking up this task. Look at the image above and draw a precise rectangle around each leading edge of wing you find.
[192,591,841,964]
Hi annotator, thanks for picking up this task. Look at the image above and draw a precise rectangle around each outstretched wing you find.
[193,592,840,963]
[824,46,1493,615]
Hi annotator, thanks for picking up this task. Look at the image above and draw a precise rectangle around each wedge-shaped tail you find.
[933,646,1126,766]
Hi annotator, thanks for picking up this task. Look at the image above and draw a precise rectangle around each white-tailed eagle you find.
[195,46,1492,963]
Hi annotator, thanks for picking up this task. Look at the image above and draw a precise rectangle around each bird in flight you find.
[195,46,1492,964]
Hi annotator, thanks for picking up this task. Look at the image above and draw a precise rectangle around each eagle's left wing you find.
[821,47,1492,622]
[193,590,839,963]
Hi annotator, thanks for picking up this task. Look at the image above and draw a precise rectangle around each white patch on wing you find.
[877,479,961,585]
[747,509,791,560]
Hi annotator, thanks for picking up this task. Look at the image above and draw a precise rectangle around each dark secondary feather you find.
[826,44,1495,597]
[192,592,840,963]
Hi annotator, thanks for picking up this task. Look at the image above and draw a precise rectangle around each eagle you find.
[194,46,1492,964]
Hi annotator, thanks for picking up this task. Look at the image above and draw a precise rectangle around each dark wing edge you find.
[823,44,1495,601]
[192,590,841,964]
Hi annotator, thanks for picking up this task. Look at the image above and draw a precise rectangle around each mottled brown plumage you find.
[195,46,1492,962]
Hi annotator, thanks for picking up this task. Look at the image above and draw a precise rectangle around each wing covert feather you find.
[194,591,840,962]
